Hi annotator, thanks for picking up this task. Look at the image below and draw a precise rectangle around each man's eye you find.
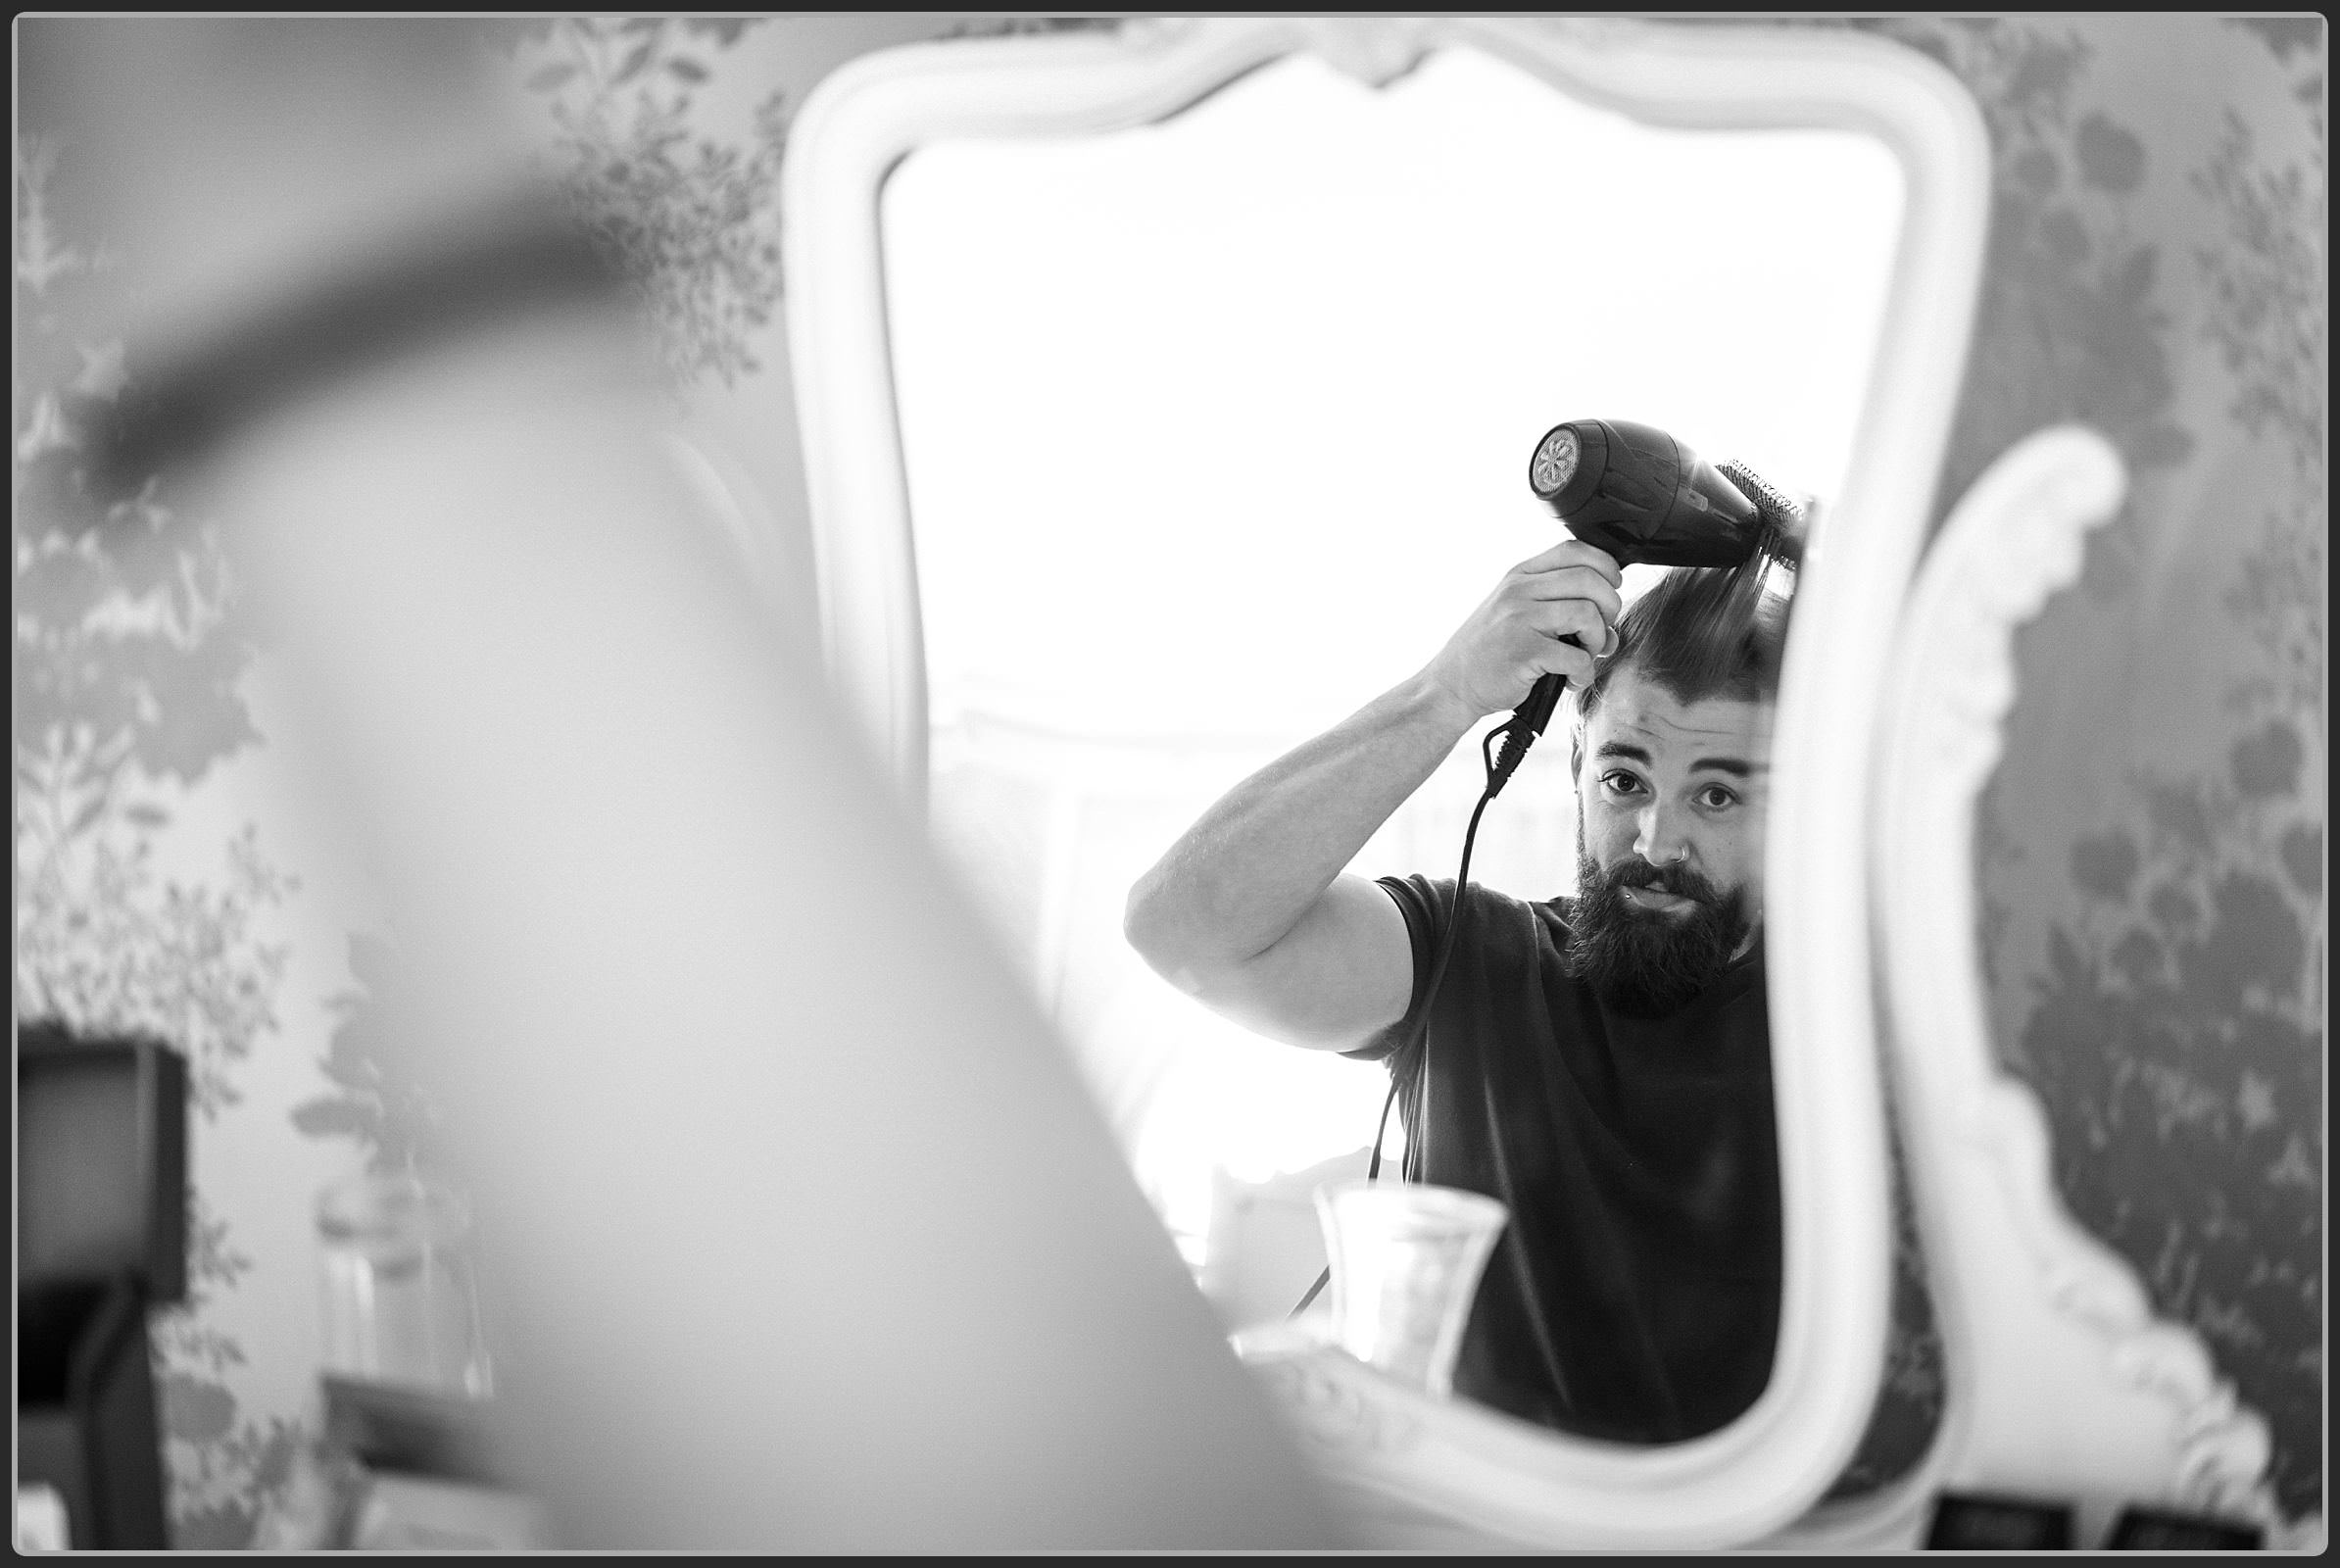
[1697,785,1740,810]
[1600,771,1645,797]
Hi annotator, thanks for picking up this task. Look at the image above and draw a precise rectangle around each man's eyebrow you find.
[1593,741,1769,777]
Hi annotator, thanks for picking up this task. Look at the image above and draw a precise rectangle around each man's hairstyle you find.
[1572,558,1794,739]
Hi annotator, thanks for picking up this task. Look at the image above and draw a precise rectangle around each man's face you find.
[1567,665,1774,1016]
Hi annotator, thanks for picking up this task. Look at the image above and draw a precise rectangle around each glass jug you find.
[317,1173,491,1396]
[1313,1178,1507,1398]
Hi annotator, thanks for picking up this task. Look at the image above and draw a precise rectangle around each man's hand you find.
[1421,540,1625,721]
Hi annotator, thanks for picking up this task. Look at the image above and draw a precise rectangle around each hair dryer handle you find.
[1487,671,1567,801]
[1514,671,1567,739]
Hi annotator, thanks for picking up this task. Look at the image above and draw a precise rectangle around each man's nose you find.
[1633,804,1694,868]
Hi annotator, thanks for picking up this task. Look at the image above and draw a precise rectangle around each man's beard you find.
[1563,848,1753,1019]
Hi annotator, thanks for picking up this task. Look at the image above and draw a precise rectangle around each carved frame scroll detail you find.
[1867,424,2290,1550]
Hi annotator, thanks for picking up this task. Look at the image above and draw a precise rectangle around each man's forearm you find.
[1125,671,1477,972]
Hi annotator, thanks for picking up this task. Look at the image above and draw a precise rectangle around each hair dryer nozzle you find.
[1528,420,1609,516]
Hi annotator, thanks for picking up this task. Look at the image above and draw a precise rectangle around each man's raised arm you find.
[1123,540,1622,1053]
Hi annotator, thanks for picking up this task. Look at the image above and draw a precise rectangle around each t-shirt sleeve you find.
[1341,873,1454,1065]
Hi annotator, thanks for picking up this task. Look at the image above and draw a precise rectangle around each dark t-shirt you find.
[1343,874,1781,1444]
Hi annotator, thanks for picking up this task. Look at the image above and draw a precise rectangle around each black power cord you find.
[1288,715,1531,1319]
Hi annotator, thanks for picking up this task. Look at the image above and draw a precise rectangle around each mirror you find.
[885,36,1887,1423]
[784,15,1988,1547]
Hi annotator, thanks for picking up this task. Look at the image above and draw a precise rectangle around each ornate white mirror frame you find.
[782,16,1989,1549]
[1861,424,2294,1551]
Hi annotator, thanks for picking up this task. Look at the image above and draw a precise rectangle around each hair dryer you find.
[1490,418,1800,794]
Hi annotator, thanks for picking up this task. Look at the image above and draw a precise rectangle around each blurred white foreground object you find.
[217,326,1340,1551]
[1316,1181,1508,1398]
[36,17,1339,1551]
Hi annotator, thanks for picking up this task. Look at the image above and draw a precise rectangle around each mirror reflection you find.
[883,46,1900,1444]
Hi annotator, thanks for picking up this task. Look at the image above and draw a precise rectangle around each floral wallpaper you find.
[15,129,308,1541]
[1850,15,2325,1526]
[501,17,788,394]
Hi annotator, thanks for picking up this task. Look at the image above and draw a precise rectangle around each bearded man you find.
[1124,537,1786,1445]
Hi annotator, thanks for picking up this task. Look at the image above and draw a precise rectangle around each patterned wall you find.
[1851,15,2325,1525]
[18,131,306,1544]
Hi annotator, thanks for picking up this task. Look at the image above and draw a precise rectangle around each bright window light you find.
[882,47,1902,1296]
